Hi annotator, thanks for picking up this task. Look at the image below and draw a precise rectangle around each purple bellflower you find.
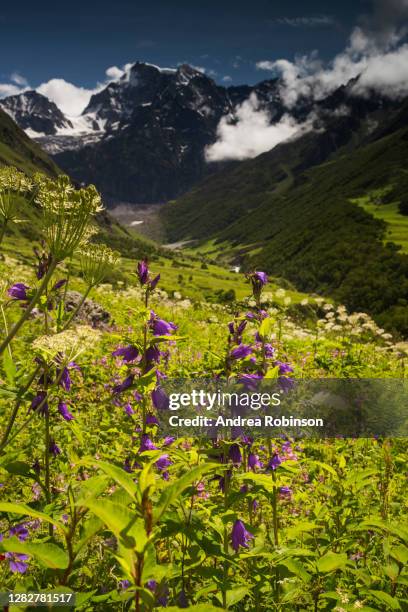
[8,283,29,301]
[231,519,254,552]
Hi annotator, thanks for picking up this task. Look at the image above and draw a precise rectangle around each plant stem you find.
[141,287,149,435]
[135,554,143,612]
[0,219,8,247]
[222,455,230,609]
[0,260,58,357]
[271,470,279,547]
[44,410,53,536]
[0,365,41,452]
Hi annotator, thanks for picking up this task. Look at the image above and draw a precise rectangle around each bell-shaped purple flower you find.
[146,579,157,592]
[9,524,29,541]
[248,270,268,302]
[276,361,294,375]
[149,312,177,336]
[241,435,253,447]
[228,443,242,465]
[5,552,29,573]
[49,439,61,457]
[119,579,130,590]
[158,590,169,607]
[137,259,149,285]
[58,367,71,392]
[139,434,157,453]
[156,454,172,471]
[112,345,139,362]
[253,271,268,285]
[230,344,253,360]
[30,391,48,416]
[145,345,162,370]
[231,519,254,552]
[267,453,282,471]
[248,453,261,471]
[279,376,295,393]
[8,283,29,301]
[113,374,134,394]
[228,320,247,342]
[149,274,160,290]
[279,486,293,499]
[58,401,74,421]
[146,414,159,426]
[124,402,134,416]
[52,279,67,291]
[238,373,263,391]
[151,386,169,410]
[178,590,189,608]
[264,343,275,358]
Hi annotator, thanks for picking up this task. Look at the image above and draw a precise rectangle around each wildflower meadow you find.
[0,168,407,611]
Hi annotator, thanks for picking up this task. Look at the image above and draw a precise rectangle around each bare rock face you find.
[64,291,111,328]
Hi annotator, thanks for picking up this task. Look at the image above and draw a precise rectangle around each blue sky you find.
[0,0,367,88]
[1,0,407,118]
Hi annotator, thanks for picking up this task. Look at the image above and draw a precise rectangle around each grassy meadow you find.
[0,170,407,611]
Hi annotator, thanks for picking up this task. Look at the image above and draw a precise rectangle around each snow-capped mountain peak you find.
[0,90,73,136]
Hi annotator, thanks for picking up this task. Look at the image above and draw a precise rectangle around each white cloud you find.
[10,72,29,86]
[0,83,25,97]
[0,72,30,98]
[352,44,408,98]
[37,79,104,116]
[205,94,312,162]
[222,75,233,82]
[34,62,133,115]
[256,22,408,107]
[105,65,125,80]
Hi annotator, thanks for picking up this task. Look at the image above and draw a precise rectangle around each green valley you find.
[161,100,408,335]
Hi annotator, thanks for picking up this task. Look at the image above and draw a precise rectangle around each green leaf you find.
[138,460,156,500]
[67,420,84,445]
[264,366,280,379]
[0,502,66,533]
[0,537,69,569]
[279,558,311,583]
[390,545,408,565]
[81,498,147,552]
[154,463,218,521]
[284,522,320,539]
[84,460,138,498]
[367,590,401,610]
[354,520,408,545]
[2,349,17,384]
[75,515,103,554]
[309,460,338,478]
[226,586,249,608]
[3,461,35,478]
[0,385,18,399]
[237,472,277,492]
[316,552,347,573]
[75,475,109,504]
[258,317,274,339]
